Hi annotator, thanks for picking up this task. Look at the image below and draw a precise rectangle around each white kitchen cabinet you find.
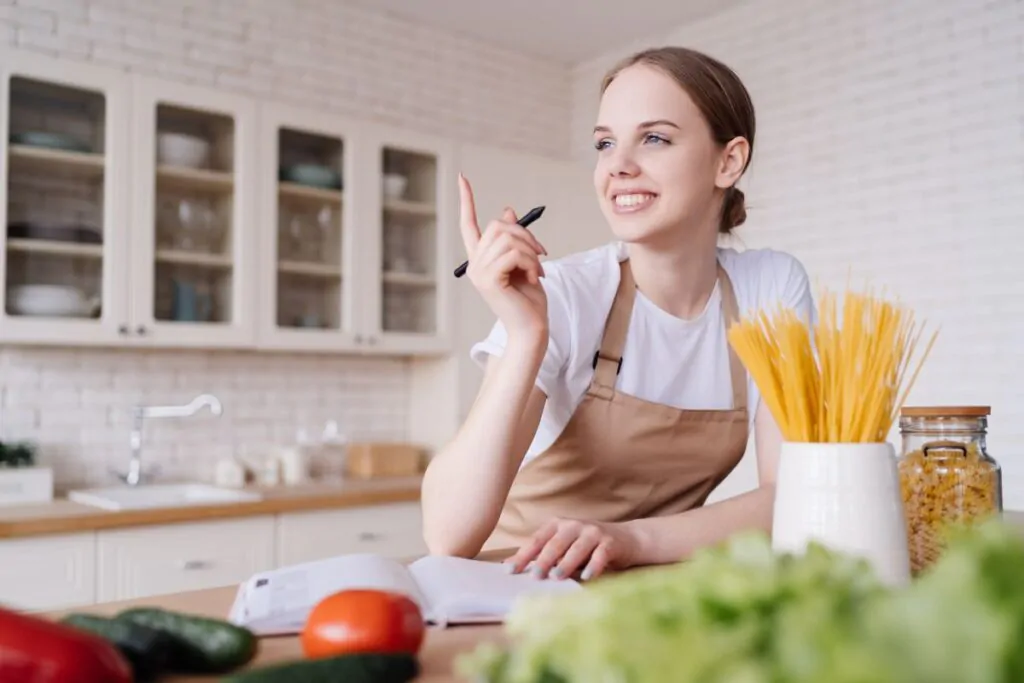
[126,76,259,349]
[254,107,456,355]
[0,532,97,612]
[95,516,276,603]
[360,124,456,355]
[0,45,459,356]
[255,101,363,352]
[0,48,132,347]
[274,502,427,567]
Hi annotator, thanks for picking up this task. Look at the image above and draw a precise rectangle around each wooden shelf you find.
[6,238,103,259]
[383,199,435,217]
[278,182,342,204]
[156,165,233,192]
[278,260,343,278]
[8,144,105,179]
[155,249,233,268]
[383,271,435,287]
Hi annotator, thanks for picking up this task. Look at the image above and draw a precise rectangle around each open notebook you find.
[227,553,581,636]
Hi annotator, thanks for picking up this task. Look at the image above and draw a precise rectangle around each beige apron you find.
[485,257,750,550]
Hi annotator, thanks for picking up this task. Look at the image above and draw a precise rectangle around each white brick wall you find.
[572,0,1024,506]
[0,0,573,492]
[0,347,409,490]
[4,0,572,157]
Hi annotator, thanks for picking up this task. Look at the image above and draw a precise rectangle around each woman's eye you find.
[594,139,612,151]
[644,133,669,145]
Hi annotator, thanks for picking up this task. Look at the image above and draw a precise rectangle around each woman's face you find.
[592,63,735,245]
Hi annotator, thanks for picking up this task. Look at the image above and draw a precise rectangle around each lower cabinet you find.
[0,502,427,612]
[0,532,96,612]
[276,502,427,566]
[96,516,277,603]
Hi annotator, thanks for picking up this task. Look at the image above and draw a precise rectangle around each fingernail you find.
[504,561,517,574]
[580,567,593,581]
[550,567,564,580]
[530,565,544,579]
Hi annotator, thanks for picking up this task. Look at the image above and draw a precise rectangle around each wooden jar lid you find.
[900,406,991,417]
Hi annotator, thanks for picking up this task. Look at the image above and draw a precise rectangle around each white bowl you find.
[158,132,210,169]
[7,285,95,317]
[382,173,408,200]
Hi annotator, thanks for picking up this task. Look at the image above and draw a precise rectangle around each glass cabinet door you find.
[0,52,129,345]
[373,129,453,353]
[256,104,357,351]
[130,77,256,347]
[274,129,345,330]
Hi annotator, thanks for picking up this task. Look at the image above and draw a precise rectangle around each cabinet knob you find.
[368,336,378,346]
[136,325,147,336]
[358,531,381,542]
[118,325,129,335]
[355,334,364,344]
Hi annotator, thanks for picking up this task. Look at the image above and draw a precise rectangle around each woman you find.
[421,46,814,581]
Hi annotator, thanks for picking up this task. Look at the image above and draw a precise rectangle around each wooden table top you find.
[43,548,517,682]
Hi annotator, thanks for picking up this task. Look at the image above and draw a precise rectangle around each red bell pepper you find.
[0,605,132,683]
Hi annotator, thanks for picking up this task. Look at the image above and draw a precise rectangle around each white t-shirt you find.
[470,241,815,467]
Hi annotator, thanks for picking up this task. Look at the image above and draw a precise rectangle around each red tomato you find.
[0,606,132,683]
[301,589,425,658]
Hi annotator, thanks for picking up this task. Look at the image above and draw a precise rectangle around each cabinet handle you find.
[358,531,381,542]
[178,559,211,570]
[118,325,129,335]
[136,325,147,336]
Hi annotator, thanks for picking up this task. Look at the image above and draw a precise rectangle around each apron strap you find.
[588,257,748,412]
[589,258,636,396]
[717,262,748,411]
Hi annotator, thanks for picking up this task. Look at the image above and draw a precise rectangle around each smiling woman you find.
[421,46,814,582]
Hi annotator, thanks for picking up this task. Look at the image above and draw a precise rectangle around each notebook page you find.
[229,553,428,635]
[408,555,581,625]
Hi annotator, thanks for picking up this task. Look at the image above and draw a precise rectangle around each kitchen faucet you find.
[113,393,223,486]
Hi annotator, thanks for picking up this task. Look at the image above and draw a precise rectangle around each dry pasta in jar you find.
[897,406,1002,576]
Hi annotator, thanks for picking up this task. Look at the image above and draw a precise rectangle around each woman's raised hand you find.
[459,173,549,340]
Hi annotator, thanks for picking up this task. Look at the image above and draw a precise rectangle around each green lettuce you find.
[457,519,1024,683]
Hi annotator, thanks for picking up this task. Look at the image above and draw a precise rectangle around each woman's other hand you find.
[504,517,642,582]
[459,173,549,341]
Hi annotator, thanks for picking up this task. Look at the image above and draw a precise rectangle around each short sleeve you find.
[777,253,815,325]
[469,269,575,399]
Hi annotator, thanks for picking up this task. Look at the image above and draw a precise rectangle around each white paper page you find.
[228,553,428,635]
[408,555,581,625]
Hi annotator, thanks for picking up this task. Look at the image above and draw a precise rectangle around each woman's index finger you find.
[458,173,482,254]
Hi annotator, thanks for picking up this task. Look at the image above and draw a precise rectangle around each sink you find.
[67,483,263,511]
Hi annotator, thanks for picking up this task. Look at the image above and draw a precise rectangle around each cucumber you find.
[60,612,173,682]
[115,606,257,674]
[220,652,419,683]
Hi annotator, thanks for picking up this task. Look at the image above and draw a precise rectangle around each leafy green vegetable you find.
[458,519,1024,683]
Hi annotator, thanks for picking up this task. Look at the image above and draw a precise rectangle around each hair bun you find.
[721,187,747,233]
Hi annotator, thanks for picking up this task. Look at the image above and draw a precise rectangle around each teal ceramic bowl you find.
[10,131,92,153]
[279,164,342,190]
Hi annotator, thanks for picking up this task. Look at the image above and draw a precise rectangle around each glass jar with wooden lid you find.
[897,405,1002,575]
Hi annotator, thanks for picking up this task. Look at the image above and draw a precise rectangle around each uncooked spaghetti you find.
[727,287,938,443]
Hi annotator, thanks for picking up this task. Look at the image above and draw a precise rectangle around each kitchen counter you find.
[0,476,423,539]
[44,547,516,683]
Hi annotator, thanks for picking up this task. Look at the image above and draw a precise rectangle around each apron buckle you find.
[592,351,623,375]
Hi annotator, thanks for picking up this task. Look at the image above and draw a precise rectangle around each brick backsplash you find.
[572,0,1024,506]
[0,346,410,491]
[0,0,573,492]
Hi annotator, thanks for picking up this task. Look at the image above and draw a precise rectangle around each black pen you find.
[454,205,546,278]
